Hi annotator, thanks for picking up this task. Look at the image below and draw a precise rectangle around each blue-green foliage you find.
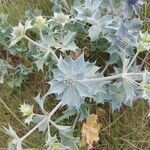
[0,0,149,149]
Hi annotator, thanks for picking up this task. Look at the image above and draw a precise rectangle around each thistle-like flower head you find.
[9,20,32,47]
[35,16,46,30]
[122,0,145,18]
[107,22,137,52]
[74,0,102,23]
[53,12,70,26]
[49,53,100,107]
[128,0,138,5]
[20,103,33,116]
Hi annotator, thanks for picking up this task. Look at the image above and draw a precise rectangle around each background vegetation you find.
[0,0,150,149]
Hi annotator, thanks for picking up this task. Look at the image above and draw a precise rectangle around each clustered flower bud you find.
[35,16,46,30]
[19,103,33,116]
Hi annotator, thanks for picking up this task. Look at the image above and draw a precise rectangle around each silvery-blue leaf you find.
[76,81,92,97]
[61,86,82,107]
[74,0,101,23]
[123,79,135,102]
[52,69,64,81]
[63,32,76,46]
[74,6,87,21]
[116,22,128,38]
[60,130,79,150]
[57,57,71,74]
[94,87,109,104]
[111,99,122,112]
[34,93,45,112]
[3,124,19,139]
[86,10,101,24]
[108,83,135,111]
[79,103,89,121]
[16,141,23,150]
[24,114,34,125]
[89,25,101,41]
[49,120,72,131]
[55,109,77,123]
[107,53,120,65]
[34,53,48,71]
[88,15,113,40]
[45,134,67,150]
[132,4,141,15]
[73,53,86,74]
[125,18,143,34]
[141,70,150,101]
[62,32,78,52]
[8,139,23,150]
[33,115,49,132]
[49,81,66,95]
[63,42,78,52]
[55,31,78,52]
[84,63,99,78]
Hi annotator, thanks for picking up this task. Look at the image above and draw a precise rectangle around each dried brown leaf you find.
[81,114,102,149]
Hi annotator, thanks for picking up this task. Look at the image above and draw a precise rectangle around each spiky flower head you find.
[53,12,70,26]
[128,0,138,5]
[48,53,100,107]
[20,103,33,116]
[122,0,145,18]
[107,22,137,52]
[140,31,150,42]
[35,16,46,30]
[137,31,150,52]
[9,20,32,47]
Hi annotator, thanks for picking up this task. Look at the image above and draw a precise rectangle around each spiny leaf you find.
[60,130,79,150]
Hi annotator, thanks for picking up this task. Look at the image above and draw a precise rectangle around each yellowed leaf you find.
[81,114,102,149]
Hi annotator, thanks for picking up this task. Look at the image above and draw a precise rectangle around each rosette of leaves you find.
[122,0,145,18]
[107,21,137,53]
[74,0,102,23]
[106,51,142,111]
[9,20,32,47]
[107,82,138,111]
[51,31,78,52]
[88,15,114,41]
[48,53,101,107]
[48,12,71,28]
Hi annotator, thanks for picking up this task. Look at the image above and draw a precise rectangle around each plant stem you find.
[24,35,59,63]
[81,72,143,82]
[20,101,62,141]
[140,51,150,69]
[126,52,139,72]
[82,74,122,82]
[0,98,29,130]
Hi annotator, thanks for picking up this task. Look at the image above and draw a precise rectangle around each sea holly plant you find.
[0,0,149,149]
[121,0,145,18]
